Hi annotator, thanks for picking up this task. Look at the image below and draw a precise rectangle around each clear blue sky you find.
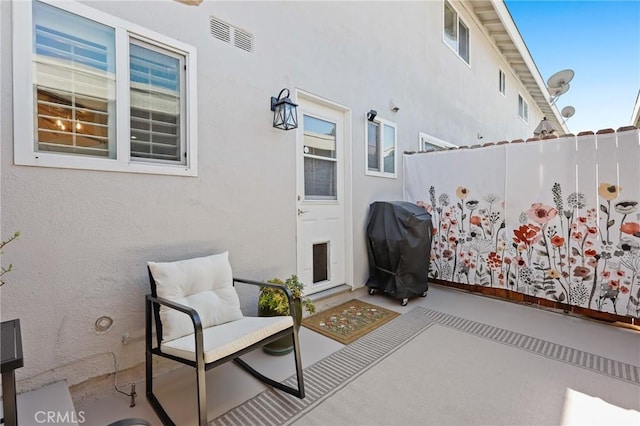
[504,0,640,133]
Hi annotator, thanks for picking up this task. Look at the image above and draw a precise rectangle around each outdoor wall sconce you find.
[534,116,555,138]
[367,109,378,122]
[271,88,298,130]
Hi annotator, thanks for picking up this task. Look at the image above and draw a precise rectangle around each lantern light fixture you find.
[270,88,298,130]
[533,116,555,138]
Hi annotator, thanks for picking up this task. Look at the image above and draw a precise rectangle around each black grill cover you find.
[365,201,433,299]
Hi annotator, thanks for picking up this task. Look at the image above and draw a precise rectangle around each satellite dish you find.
[549,84,570,97]
[547,69,575,89]
[561,106,575,119]
[561,106,576,126]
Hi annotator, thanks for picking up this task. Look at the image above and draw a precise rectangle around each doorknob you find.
[298,209,309,215]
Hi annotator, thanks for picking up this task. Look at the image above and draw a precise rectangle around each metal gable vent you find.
[210,17,253,53]
[233,28,253,52]
[210,17,230,43]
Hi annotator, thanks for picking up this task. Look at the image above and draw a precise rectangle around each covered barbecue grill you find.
[365,201,433,306]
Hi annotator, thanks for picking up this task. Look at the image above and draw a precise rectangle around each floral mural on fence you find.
[418,182,640,318]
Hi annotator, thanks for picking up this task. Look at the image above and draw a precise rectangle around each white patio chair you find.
[145,252,305,426]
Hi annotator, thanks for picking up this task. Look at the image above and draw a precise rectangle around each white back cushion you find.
[148,252,243,342]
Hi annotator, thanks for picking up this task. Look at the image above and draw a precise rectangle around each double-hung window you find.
[366,116,397,178]
[518,94,529,123]
[443,0,469,64]
[13,0,198,176]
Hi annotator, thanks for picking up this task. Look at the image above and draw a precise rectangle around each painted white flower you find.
[464,238,494,255]
[620,253,640,273]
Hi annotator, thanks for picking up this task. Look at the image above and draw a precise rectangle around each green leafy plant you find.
[258,274,316,315]
[0,231,20,286]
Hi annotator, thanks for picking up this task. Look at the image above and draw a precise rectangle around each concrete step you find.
[1,381,80,426]
[305,285,367,318]
[307,283,353,302]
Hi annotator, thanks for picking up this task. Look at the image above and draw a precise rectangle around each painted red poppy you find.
[513,224,540,247]
[584,249,598,257]
[573,266,590,278]
[620,222,640,235]
[550,235,565,247]
[526,203,558,224]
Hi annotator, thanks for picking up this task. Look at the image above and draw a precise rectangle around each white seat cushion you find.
[148,252,243,342]
[161,316,294,364]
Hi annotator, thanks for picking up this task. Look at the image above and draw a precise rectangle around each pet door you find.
[312,242,329,283]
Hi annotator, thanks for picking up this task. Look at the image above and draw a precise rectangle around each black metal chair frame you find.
[146,272,305,426]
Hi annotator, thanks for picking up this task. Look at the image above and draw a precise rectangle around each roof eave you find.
[472,0,568,134]
[631,89,640,127]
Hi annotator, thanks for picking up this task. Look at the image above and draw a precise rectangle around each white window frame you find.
[443,0,470,64]
[12,0,198,176]
[365,115,397,179]
[518,94,529,123]
[419,132,458,152]
[498,69,506,95]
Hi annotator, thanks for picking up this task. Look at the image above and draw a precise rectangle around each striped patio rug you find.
[211,306,640,425]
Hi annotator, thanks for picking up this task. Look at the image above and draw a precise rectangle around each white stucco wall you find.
[0,0,3,321]
[0,0,548,391]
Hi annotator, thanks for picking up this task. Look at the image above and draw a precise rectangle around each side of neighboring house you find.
[632,89,640,127]
[0,0,563,394]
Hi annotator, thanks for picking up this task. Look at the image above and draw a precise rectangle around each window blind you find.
[129,43,183,164]
[33,2,115,157]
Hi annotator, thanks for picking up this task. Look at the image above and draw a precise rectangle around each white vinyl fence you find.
[404,129,640,319]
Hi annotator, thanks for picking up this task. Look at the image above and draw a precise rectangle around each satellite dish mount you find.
[547,69,574,105]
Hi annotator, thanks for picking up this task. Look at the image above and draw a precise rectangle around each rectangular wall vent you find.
[233,28,253,52]
[210,17,253,53]
[210,17,231,43]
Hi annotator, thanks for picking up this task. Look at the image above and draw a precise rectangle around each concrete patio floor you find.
[74,284,640,425]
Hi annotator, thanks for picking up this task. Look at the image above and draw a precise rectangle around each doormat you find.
[302,299,400,345]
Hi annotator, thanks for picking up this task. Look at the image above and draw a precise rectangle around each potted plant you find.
[258,274,315,355]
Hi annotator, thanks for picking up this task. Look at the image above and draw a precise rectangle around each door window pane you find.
[303,115,337,200]
[33,1,116,157]
[303,115,336,158]
[304,157,336,199]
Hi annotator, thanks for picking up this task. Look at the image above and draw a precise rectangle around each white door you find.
[296,98,346,294]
